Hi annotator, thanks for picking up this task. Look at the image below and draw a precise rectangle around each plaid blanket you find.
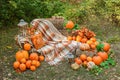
[30,19,82,65]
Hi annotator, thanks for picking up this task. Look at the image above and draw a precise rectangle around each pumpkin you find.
[87,40,93,45]
[19,63,26,71]
[35,61,40,67]
[30,53,39,60]
[72,36,76,41]
[65,21,74,29]
[39,55,45,61]
[76,35,82,42]
[74,58,82,65]
[81,37,88,43]
[92,56,102,65]
[24,43,31,51]
[30,66,36,71]
[83,61,88,67]
[97,52,108,61]
[90,37,96,42]
[15,50,29,61]
[103,43,110,52]
[80,43,90,51]
[26,60,32,68]
[87,57,92,61]
[20,58,26,64]
[80,54,87,61]
[31,60,37,66]
[13,61,20,69]
[67,36,73,41]
[90,44,96,50]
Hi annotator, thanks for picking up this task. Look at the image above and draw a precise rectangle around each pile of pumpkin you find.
[67,27,99,50]
[66,27,111,70]
[13,43,45,72]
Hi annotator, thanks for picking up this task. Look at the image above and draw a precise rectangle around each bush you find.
[0,0,120,28]
[0,0,65,27]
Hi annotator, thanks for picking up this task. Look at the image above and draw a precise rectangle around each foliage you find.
[96,43,104,52]
[0,0,65,27]
[0,0,120,28]
[57,0,120,25]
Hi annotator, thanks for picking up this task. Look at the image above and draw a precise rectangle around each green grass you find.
[0,22,120,80]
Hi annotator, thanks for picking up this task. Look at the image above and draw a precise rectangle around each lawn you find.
[0,20,120,80]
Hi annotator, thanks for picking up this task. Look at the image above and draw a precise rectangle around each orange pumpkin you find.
[74,58,82,65]
[13,61,20,69]
[87,40,93,45]
[30,66,36,71]
[90,44,96,50]
[30,53,39,60]
[97,52,108,61]
[87,56,92,61]
[35,61,41,67]
[80,54,87,61]
[90,37,96,42]
[83,61,88,67]
[76,35,82,42]
[67,36,73,41]
[103,43,110,52]
[31,60,37,66]
[15,50,29,61]
[39,55,45,61]
[20,58,26,64]
[92,56,102,65]
[81,37,88,43]
[65,21,74,29]
[24,43,31,51]
[72,36,76,41]
[19,63,26,71]
[26,60,32,68]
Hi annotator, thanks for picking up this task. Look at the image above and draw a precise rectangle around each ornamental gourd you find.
[15,50,29,61]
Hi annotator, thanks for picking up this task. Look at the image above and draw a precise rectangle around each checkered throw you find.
[30,19,83,65]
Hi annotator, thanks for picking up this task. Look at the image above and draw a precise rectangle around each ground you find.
[0,20,120,80]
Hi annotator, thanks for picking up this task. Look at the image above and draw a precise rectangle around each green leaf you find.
[66,29,71,32]
[96,43,104,52]
[9,1,17,8]
[6,46,12,49]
